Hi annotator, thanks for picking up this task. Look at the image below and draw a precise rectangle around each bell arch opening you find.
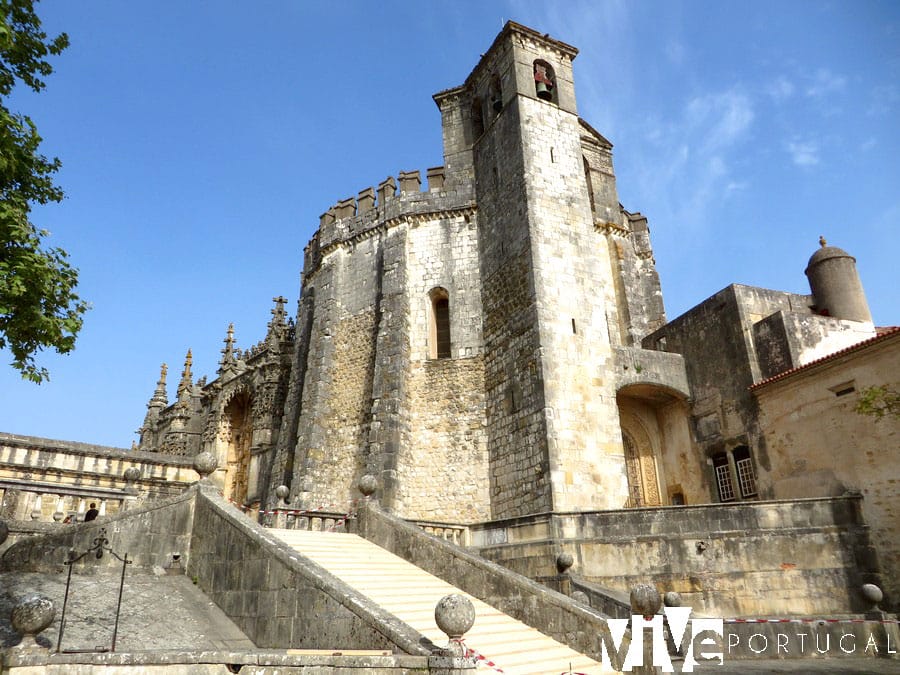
[533,60,556,103]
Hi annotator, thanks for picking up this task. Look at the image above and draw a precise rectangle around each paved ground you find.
[2,571,897,672]
[669,656,900,673]
[0,570,254,651]
[708,658,899,673]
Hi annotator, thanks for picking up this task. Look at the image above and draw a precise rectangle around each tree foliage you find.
[0,0,87,382]
[855,385,900,421]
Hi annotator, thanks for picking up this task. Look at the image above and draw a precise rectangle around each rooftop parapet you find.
[398,170,421,194]
[427,166,445,191]
[377,176,397,204]
[304,166,474,279]
[335,197,356,220]
[319,207,335,230]
[357,187,376,214]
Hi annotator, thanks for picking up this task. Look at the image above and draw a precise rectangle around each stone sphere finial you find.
[663,591,682,608]
[556,551,574,574]
[358,474,377,497]
[275,485,290,503]
[435,594,476,640]
[630,584,662,619]
[11,594,55,649]
[123,466,141,483]
[861,583,883,609]
[193,452,218,478]
[0,520,8,546]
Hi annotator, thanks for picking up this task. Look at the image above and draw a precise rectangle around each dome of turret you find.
[805,237,872,323]
[805,244,854,273]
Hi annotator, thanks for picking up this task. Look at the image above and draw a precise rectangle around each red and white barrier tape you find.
[451,639,504,673]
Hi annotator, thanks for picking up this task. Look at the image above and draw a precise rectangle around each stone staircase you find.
[269,528,615,674]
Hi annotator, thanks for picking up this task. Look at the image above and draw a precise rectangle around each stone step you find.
[267,529,615,675]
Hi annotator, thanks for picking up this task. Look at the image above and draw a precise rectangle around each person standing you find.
[84,503,99,521]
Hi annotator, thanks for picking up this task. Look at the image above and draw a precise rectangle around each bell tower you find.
[464,22,628,518]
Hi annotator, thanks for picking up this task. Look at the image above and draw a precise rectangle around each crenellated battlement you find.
[303,165,476,278]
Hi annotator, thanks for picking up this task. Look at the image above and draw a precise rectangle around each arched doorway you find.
[621,425,662,507]
[223,392,252,506]
[616,382,692,508]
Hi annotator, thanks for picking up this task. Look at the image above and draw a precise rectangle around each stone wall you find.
[0,653,436,674]
[189,486,431,654]
[283,161,488,521]
[469,496,876,617]
[753,330,900,610]
[469,26,633,517]
[396,208,489,522]
[642,285,801,503]
[753,310,875,380]
[400,357,489,522]
[0,433,196,525]
[355,500,619,666]
[0,488,196,574]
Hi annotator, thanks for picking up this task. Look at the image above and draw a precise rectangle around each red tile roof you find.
[750,326,900,390]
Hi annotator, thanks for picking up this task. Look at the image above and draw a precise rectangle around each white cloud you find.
[786,140,820,167]
[627,88,755,230]
[805,68,847,97]
[767,76,795,101]
[860,137,877,151]
[685,89,755,154]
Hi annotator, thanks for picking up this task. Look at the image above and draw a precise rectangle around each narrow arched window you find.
[429,288,451,359]
[533,60,556,103]
[471,97,485,138]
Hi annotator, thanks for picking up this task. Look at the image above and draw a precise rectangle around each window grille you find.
[735,456,758,498]
[714,460,735,502]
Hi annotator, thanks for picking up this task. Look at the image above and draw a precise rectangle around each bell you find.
[535,81,552,101]
[492,97,502,112]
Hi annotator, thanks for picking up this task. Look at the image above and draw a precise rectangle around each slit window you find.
[471,97,485,138]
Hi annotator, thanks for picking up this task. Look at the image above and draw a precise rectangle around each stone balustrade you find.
[410,519,469,547]
[0,480,132,523]
[0,432,198,526]
[265,509,350,532]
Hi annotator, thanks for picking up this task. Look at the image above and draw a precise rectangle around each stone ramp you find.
[269,528,615,674]
[0,571,254,651]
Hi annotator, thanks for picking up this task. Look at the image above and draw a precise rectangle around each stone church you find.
[131,21,897,614]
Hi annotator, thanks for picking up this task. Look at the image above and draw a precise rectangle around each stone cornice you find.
[595,221,629,237]
[315,205,478,262]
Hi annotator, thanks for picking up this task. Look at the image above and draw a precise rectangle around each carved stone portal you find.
[623,430,661,507]
[223,393,252,506]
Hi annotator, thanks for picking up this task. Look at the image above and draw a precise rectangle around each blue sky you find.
[2,1,898,448]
